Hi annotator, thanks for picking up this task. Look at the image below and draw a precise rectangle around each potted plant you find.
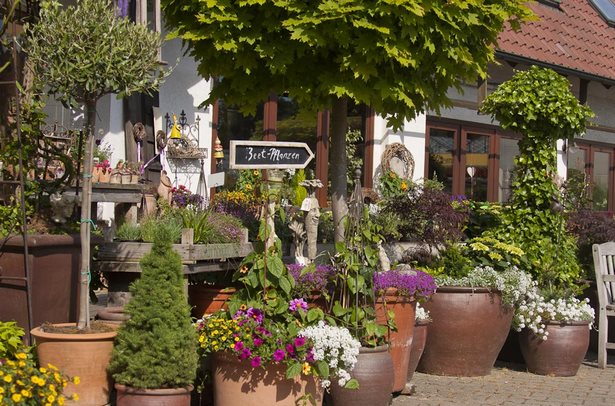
[24,0,168,403]
[0,321,79,405]
[326,195,394,406]
[197,208,359,405]
[287,263,336,310]
[108,222,198,405]
[418,237,533,376]
[373,267,436,393]
[514,287,594,377]
[406,303,431,389]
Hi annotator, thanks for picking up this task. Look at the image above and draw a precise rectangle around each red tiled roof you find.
[497,1,615,82]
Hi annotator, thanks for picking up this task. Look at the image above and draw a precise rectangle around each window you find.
[566,143,614,211]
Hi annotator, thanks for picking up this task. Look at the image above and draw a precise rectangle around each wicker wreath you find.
[380,143,415,179]
[156,130,167,151]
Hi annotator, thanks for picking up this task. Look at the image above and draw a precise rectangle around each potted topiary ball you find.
[108,222,198,405]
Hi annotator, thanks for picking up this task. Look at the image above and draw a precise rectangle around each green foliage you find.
[163,0,532,130]
[290,169,308,207]
[378,171,409,199]
[115,222,142,241]
[480,67,593,291]
[109,223,198,388]
[328,207,388,347]
[0,321,25,360]
[465,200,504,239]
[346,129,363,187]
[25,0,167,108]
[139,215,182,243]
[317,209,335,244]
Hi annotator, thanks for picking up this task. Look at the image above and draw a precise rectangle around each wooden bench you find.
[592,242,615,368]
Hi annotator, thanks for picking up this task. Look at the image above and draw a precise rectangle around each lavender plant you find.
[373,269,436,302]
[287,263,336,299]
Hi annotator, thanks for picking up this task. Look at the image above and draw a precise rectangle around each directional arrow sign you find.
[229,141,315,169]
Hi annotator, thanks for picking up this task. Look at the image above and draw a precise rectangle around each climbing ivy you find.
[480,66,594,291]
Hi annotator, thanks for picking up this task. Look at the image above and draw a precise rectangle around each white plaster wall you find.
[159,36,213,194]
[372,113,426,187]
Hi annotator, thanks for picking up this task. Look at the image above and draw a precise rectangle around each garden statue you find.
[288,207,307,264]
[49,192,76,224]
[300,179,323,262]
[157,170,173,204]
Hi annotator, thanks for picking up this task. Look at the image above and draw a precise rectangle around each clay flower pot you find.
[418,286,513,376]
[31,323,118,405]
[211,351,323,406]
[115,383,193,406]
[519,321,590,377]
[188,286,236,318]
[329,345,394,406]
[375,289,416,393]
[407,320,429,381]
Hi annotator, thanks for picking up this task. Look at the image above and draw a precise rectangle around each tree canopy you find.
[163,0,532,129]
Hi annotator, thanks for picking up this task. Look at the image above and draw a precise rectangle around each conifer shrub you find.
[108,222,197,389]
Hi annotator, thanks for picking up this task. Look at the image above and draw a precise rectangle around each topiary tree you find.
[480,66,594,290]
[162,0,533,242]
[24,0,168,329]
[108,223,198,389]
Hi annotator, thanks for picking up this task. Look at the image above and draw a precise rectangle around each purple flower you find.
[240,348,251,360]
[306,348,315,363]
[287,264,336,296]
[285,344,296,357]
[250,356,262,368]
[273,349,285,362]
[289,298,308,312]
[294,336,306,347]
[253,337,264,347]
[373,269,436,300]
[246,308,263,324]
[234,341,244,352]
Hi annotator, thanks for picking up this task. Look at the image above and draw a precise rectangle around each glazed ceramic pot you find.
[518,321,590,377]
[375,289,416,392]
[418,286,513,376]
[212,351,323,406]
[329,345,394,406]
[188,286,236,318]
[31,323,118,405]
[115,384,193,406]
[407,320,429,381]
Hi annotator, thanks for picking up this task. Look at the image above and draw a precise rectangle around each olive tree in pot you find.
[108,222,198,405]
[25,0,168,404]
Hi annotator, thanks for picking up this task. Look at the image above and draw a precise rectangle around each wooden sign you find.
[229,141,315,169]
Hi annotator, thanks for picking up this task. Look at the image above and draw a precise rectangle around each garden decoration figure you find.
[169,113,181,140]
[157,170,173,204]
[49,192,76,224]
[288,207,307,264]
[300,178,323,262]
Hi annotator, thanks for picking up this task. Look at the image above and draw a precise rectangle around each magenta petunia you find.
[294,336,306,347]
[253,337,264,347]
[250,356,262,368]
[273,349,285,362]
[234,341,244,352]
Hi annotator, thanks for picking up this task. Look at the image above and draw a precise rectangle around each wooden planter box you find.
[93,237,253,306]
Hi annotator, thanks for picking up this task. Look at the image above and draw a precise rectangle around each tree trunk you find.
[77,100,97,330]
[330,97,348,244]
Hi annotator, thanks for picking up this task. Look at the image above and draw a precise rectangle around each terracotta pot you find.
[418,286,513,376]
[330,345,393,406]
[211,351,323,406]
[92,167,101,183]
[99,170,111,183]
[407,320,429,382]
[188,286,236,318]
[96,306,130,325]
[115,383,193,406]
[375,289,416,392]
[31,323,118,405]
[130,173,140,184]
[518,321,590,377]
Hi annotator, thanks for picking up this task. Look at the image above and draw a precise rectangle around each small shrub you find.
[115,223,141,241]
[0,321,24,360]
[140,215,182,243]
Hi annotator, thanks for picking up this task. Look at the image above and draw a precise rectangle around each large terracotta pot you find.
[31,323,118,405]
[330,346,394,406]
[518,321,590,377]
[212,351,323,406]
[115,383,193,406]
[375,289,416,393]
[418,286,513,376]
[407,320,429,382]
[188,286,236,318]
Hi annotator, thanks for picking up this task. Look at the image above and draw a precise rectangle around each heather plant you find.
[287,263,336,299]
[109,222,198,388]
[567,210,615,279]
[171,184,205,208]
[373,269,436,302]
[212,190,260,238]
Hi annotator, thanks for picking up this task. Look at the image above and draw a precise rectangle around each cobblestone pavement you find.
[392,356,615,406]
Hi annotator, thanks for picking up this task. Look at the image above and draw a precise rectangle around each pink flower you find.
[273,349,285,362]
[294,336,306,347]
[250,356,262,367]
[289,298,308,312]
[253,337,264,347]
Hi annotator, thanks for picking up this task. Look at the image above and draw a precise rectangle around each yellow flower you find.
[3,375,12,383]
[73,376,80,385]
[388,172,396,179]
[400,181,408,191]
[15,352,27,360]
[239,304,247,310]
[48,394,56,402]
[39,367,47,373]
[72,393,79,401]
[253,170,259,176]
[239,265,249,274]
[302,363,311,375]
[245,184,253,191]
[21,389,31,397]
[12,393,22,402]
[0,387,4,394]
